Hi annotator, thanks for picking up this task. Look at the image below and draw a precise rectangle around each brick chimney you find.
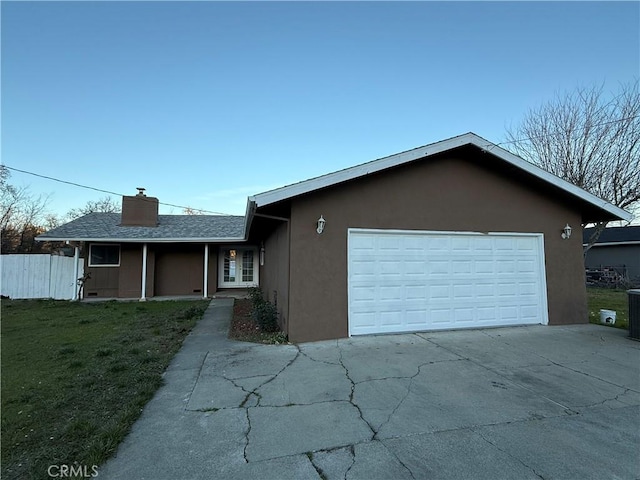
[120,188,159,227]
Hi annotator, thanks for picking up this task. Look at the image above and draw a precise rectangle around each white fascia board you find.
[583,241,640,247]
[481,141,633,222]
[243,198,257,238]
[35,236,247,243]
[253,133,475,207]
[251,132,632,222]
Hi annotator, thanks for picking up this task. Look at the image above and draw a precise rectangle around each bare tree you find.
[66,196,121,220]
[182,207,206,215]
[505,82,640,252]
[1,166,52,253]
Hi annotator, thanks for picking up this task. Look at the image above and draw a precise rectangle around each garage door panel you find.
[428,260,450,275]
[348,230,548,336]
[476,306,497,322]
[454,307,475,323]
[428,237,450,251]
[476,283,495,297]
[429,285,450,300]
[452,260,473,274]
[451,237,472,251]
[474,260,495,275]
[405,310,428,325]
[499,305,519,321]
[497,260,517,273]
[520,305,539,321]
[431,308,453,324]
[497,283,518,297]
[518,282,537,296]
[404,285,427,300]
[406,260,428,274]
[495,237,516,250]
[453,284,474,299]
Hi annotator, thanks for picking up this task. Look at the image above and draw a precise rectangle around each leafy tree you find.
[505,82,639,251]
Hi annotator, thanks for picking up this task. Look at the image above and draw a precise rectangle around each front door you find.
[218,247,259,288]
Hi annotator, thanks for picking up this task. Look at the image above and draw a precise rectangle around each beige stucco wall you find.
[282,155,586,342]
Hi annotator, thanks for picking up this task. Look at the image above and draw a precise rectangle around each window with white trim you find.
[89,244,120,267]
[219,247,258,287]
[242,250,254,282]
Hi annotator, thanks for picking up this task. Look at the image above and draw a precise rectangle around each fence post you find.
[72,246,80,301]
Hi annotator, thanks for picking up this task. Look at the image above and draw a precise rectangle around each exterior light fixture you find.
[561,224,572,240]
[260,243,265,266]
[316,215,326,234]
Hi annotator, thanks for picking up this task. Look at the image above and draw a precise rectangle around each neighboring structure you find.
[39,133,632,342]
[584,226,640,286]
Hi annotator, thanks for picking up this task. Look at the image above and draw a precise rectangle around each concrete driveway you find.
[99,299,640,480]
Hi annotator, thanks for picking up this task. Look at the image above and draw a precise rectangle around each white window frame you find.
[88,243,121,267]
[218,246,259,288]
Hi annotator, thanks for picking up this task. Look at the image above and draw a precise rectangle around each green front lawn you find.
[587,287,629,330]
[1,299,209,480]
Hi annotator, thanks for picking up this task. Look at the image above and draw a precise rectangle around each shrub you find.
[248,287,279,332]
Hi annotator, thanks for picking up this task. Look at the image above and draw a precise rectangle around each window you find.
[219,247,258,287]
[242,250,254,282]
[89,244,120,266]
[224,249,237,282]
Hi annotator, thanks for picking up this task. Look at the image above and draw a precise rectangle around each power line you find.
[6,112,638,215]
[2,165,235,216]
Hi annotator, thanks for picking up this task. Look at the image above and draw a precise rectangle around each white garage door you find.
[348,229,548,336]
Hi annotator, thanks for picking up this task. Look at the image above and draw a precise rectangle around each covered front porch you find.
[82,242,259,301]
[80,289,251,302]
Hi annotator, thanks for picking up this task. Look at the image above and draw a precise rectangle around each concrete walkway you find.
[99,299,640,479]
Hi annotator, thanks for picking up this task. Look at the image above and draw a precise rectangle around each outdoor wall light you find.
[316,215,326,234]
[260,243,265,266]
[561,224,572,240]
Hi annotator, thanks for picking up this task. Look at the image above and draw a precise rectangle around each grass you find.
[586,287,629,330]
[1,299,209,480]
[229,298,288,344]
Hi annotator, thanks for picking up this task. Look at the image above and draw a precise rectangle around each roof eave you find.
[485,143,633,223]
[251,132,633,223]
[35,236,248,243]
[583,241,640,247]
[252,133,476,208]
[243,197,257,240]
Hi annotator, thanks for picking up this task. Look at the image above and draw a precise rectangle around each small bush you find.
[248,287,279,333]
[248,286,264,305]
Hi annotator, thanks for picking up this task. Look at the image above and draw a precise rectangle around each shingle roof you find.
[583,226,640,245]
[37,213,246,242]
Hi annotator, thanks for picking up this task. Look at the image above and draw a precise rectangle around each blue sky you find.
[2,1,639,217]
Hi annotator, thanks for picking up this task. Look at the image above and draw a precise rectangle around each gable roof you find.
[248,132,632,222]
[583,226,640,247]
[37,213,245,243]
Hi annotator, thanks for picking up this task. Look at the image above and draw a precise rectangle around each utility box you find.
[629,290,640,340]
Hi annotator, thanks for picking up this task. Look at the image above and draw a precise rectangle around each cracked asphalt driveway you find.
[99,299,640,480]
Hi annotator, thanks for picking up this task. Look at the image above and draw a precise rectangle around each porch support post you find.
[140,243,148,301]
[72,245,80,301]
[203,244,209,298]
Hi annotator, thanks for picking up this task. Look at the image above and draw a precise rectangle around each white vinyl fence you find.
[0,254,84,300]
